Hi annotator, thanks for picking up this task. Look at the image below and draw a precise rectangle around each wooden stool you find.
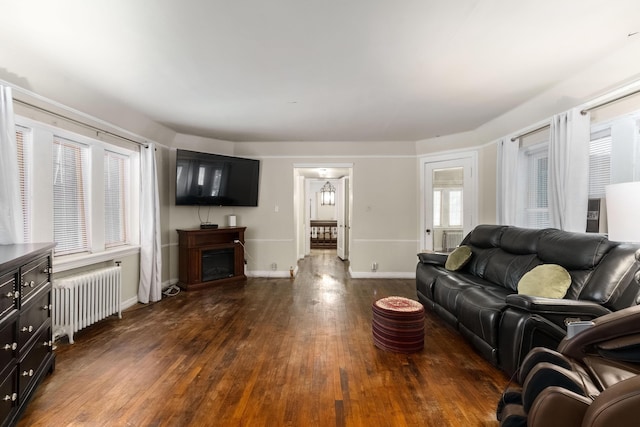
[372,296,425,353]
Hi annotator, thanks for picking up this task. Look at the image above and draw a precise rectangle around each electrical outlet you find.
[372,262,378,272]
[271,262,277,271]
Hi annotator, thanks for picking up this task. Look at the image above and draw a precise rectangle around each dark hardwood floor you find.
[18,250,509,426]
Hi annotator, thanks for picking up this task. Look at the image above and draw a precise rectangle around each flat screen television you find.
[175,149,260,206]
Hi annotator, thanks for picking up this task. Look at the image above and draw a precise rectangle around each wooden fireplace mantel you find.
[177,227,247,291]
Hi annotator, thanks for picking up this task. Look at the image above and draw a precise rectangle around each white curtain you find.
[0,86,24,244]
[496,135,520,225]
[548,108,591,232]
[138,143,162,303]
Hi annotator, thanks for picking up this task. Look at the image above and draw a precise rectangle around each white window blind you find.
[104,150,129,247]
[52,137,89,255]
[525,148,550,229]
[588,129,612,199]
[16,126,31,242]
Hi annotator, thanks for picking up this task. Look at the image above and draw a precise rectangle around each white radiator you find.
[442,230,464,251]
[53,266,122,344]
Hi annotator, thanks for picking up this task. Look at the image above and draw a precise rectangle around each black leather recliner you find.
[416,225,640,376]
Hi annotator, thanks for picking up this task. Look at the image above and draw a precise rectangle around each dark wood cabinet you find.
[177,228,247,291]
[0,243,55,427]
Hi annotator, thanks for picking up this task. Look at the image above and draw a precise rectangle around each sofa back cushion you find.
[460,226,639,307]
[537,229,615,270]
[464,226,543,291]
[578,244,640,310]
[465,224,506,248]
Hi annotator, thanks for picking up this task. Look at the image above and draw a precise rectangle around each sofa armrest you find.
[505,294,611,320]
[417,252,448,266]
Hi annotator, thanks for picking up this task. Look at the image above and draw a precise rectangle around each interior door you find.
[423,157,474,252]
[337,176,349,260]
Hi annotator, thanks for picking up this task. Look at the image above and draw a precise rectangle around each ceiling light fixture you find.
[320,181,336,206]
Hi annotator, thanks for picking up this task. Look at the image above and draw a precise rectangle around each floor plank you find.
[18,250,508,426]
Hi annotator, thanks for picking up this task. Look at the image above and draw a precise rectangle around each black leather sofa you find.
[416,224,640,377]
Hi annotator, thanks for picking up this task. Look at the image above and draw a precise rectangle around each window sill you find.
[53,245,140,273]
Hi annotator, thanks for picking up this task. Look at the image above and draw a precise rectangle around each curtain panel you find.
[0,86,24,244]
[496,135,520,226]
[138,143,162,303]
[548,108,591,232]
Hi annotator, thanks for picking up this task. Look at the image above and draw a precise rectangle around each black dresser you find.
[0,243,55,426]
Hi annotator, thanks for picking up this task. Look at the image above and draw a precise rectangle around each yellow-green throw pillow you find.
[445,245,472,271]
[517,264,571,299]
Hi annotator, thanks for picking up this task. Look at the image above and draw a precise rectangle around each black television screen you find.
[175,149,260,206]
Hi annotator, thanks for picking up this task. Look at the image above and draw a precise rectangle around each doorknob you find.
[426,229,431,235]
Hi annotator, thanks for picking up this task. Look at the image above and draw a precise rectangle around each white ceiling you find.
[1,0,639,142]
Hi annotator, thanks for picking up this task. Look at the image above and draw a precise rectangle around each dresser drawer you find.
[0,271,17,319]
[0,367,17,427]
[18,326,52,401]
[20,255,50,305]
[0,314,18,370]
[18,288,51,349]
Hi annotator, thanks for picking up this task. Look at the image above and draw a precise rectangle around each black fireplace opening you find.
[202,248,235,282]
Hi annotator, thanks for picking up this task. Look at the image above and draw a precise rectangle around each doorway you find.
[293,164,353,261]
[421,153,477,252]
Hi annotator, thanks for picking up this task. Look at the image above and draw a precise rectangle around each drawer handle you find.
[21,325,34,333]
[5,291,19,300]
[2,393,17,402]
[42,304,52,311]
[2,343,17,351]
[21,369,34,377]
[22,280,35,288]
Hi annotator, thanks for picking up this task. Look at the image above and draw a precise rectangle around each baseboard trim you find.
[121,296,139,310]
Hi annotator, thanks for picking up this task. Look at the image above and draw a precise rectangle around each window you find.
[524,147,550,229]
[449,190,462,227]
[16,125,31,242]
[52,137,89,256]
[15,115,140,270]
[433,190,441,227]
[588,129,612,199]
[433,188,462,228]
[104,150,130,247]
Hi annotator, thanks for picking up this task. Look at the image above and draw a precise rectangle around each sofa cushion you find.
[432,273,492,316]
[445,245,472,271]
[483,251,541,291]
[500,227,544,255]
[457,287,511,348]
[466,224,506,248]
[538,229,616,270]
[416,263,447,303]
[517,264,571,299]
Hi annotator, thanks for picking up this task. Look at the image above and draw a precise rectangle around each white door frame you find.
[419,151,478,251]
[337,176,349,260]
[293,163,353,259]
